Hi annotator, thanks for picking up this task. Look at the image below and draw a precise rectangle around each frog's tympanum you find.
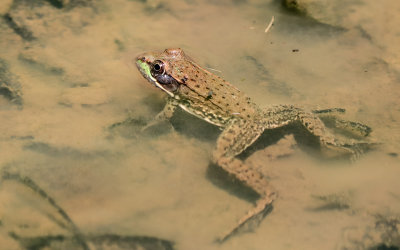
[135,48,371,242]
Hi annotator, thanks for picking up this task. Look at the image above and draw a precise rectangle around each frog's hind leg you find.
[212,118,276,242]
[264,105,372,159]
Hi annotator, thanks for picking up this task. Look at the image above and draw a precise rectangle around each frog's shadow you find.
[171,109,320,203]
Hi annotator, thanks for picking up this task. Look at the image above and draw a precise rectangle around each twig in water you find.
[264,16,275,34]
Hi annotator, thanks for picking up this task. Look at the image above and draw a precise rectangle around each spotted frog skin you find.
[135,48,371,242]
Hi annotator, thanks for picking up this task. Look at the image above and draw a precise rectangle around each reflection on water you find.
[0,0,399,249]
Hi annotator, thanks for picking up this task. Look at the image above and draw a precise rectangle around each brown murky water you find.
[1,0,400,249]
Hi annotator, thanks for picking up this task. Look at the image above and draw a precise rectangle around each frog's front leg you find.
[142,97,178,131]
[213,118,276,242]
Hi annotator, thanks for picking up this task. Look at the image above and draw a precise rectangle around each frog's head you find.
[135,48,189,97]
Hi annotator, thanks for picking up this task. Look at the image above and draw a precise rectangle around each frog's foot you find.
[141,97,177,132]
[332,119,372,137]
[297,110,375,159]
[312,108,372,137]
[213,157,276,243]
[217,184,275,243]
[140,118,173,133]
[323,139,380,161]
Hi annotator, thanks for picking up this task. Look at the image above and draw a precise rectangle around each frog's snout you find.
[136,55,145,63]
[134,54,145,66]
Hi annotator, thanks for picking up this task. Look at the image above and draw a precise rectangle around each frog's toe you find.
[321,141,380,161]
[349,141,380,160]
[334,120,372,137]
[141,120,174,135]
[323,140,379,160]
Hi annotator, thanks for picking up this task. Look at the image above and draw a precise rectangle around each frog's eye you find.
[151,60,165,76]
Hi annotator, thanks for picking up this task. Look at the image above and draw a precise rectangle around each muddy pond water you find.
[0,0,400,249]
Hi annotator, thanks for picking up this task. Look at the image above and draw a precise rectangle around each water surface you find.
[0,0,399,249]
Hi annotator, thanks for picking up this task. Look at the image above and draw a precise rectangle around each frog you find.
[135,48,371,242]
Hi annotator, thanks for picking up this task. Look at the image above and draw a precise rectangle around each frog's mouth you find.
[136,59,176,97]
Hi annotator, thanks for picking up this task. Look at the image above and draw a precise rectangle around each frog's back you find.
[163,50,261,124]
